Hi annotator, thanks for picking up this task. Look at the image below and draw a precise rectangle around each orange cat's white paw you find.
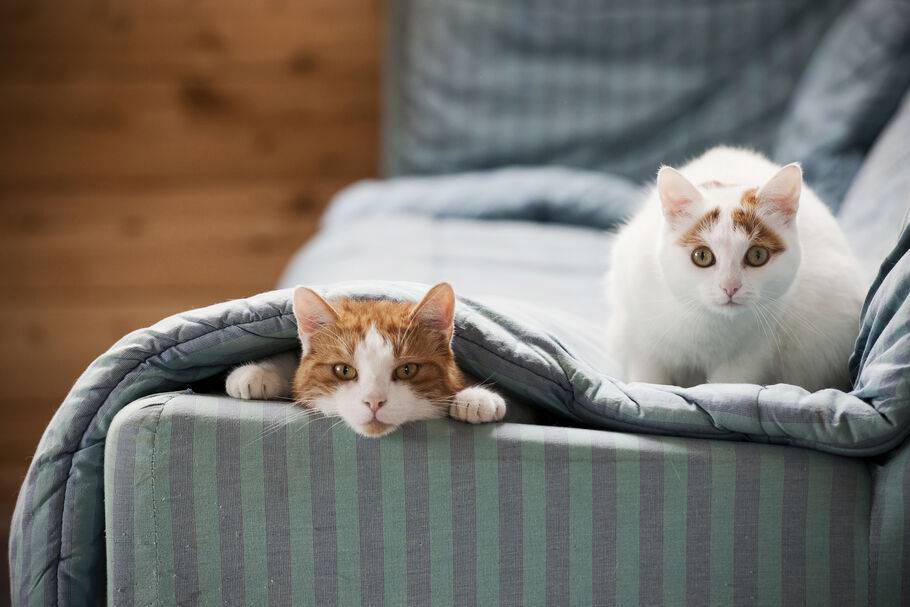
[226,363,290,400]
[450,386,506,423]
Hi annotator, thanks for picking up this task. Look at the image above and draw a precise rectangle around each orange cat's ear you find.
[656,166,702,227]
[410,282,456,342]
[292,287,339,353]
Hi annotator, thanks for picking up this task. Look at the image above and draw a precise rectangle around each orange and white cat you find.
[226,283,506,437]
[608,147,864,391]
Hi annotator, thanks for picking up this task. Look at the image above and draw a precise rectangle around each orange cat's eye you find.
[394,363,420,380]
[332,363,357,381]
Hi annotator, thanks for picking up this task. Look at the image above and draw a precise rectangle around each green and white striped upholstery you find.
[107,393,885,606]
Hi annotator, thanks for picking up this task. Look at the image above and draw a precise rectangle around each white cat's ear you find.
[757,163,801,222]
[656,166,702,226]
[410,282,456,342]
[292,287,339,355]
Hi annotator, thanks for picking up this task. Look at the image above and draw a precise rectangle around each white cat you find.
[607,147,864,391]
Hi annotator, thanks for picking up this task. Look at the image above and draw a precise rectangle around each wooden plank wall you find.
[0,0,382,571]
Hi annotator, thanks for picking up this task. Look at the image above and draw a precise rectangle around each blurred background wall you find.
[0,1,381,598]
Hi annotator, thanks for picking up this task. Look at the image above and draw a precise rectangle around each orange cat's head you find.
[291,283,465,437]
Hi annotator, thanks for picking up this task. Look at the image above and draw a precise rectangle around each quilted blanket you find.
[8,167,910,605]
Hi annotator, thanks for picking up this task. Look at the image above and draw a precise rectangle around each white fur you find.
[449,386,507,423]
[607,147,865,391]
[225,350,296,400]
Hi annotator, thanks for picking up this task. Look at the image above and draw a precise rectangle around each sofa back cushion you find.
[383,0,851,181]
[774,0,910,209]
[838,91,910,281]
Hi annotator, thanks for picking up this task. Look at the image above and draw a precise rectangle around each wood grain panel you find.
[0,1,379,79]
[0,181,338,288]
[0,301,224,401]
[0,82,377,184]
[0,0,380,185]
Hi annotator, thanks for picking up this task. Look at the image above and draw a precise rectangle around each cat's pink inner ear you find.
[757,163,801,221]
[657,166,702,224]
[410,282,456,340]
[292,287,339,340]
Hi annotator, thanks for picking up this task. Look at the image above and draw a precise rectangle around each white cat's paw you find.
[226,363,289,400]
[450,387,506,424]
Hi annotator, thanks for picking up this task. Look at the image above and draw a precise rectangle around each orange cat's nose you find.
[364,397,386,412]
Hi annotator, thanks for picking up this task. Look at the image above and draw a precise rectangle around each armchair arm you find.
[869,435,910,605]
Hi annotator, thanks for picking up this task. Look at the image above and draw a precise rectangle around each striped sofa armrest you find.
[105,392,874,606]
[869,435,910,605]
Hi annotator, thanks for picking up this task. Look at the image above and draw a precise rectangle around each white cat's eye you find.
[394,362,420,380]
[332,363,357,381]
[745,246,770,267]
[691,246,715,268]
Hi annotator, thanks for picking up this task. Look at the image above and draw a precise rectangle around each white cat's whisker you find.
[753,301,783,365]
[764,296,842,352]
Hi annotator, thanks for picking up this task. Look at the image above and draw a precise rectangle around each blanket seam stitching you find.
[150,398,167,607]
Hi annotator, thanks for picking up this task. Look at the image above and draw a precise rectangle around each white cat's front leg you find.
[706,358,771,386]
[226,351,297,400]
[450,386,506,423]
[624,356,674,385]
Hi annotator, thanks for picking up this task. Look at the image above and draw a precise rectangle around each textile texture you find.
[105,393,874,606]
[774,0,910,208]
[383,0,852,180]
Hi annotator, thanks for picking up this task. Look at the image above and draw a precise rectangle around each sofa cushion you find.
[838,90,910,280]
[383,0,851,181]
[774,0,910,209]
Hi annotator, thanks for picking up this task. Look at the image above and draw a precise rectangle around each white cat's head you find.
[291,283,463,437]
[655,163,803,316]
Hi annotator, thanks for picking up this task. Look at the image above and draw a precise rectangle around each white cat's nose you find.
[722,285,740,298]
[364,396,387,412]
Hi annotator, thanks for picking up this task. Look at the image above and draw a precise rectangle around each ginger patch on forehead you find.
[740,187,760,209]
[730,208,786,253]
[678,207,720,247]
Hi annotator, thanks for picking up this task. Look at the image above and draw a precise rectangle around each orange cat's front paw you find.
[450,386,506,423]
[226,363,290,401]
